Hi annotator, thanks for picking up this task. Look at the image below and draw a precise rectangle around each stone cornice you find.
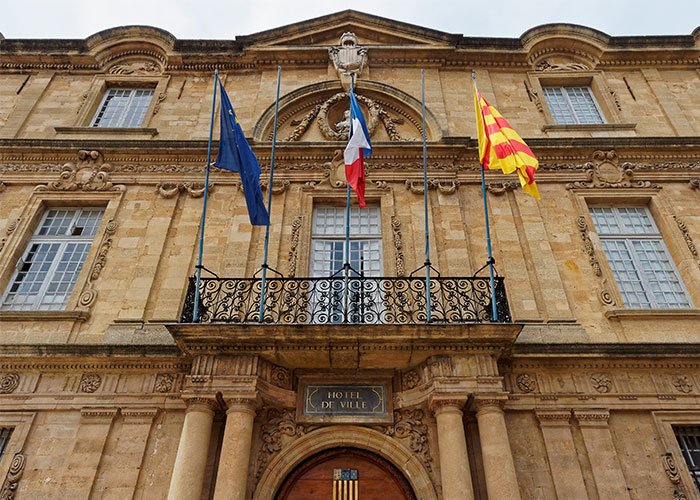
[511,343,700,358]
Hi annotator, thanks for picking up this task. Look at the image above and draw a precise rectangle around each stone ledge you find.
[604,308,700,320]
[542,123,637,132]
[54,126,159,137]
[0,310,90,322]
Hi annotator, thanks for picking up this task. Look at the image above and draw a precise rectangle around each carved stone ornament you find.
[270,366,291,389]
[328,32,368,77]
[672,375,694,393]
[487,181,520,195]
[690,178,700,190]
[567,151,660,190]
[317,92,380,141]
[284,104,321,142]
[405,179,460,195]
[515,373,537,393]
[35,150,122,192]
[376,409,432,472]
[287,216,303,278]
[663,452,682,484]
[674,216,699,268]
[0,373,20,394]
[402,369,420,390]
[108,60,161,75]
[259,179,290,195]
[255,408,308,480]
[157,182,210,199]
[674,490,688,500]
[535,59,590,71]
[79,373,102,393]
[390,216,406,277]
[0,453,26,500]
[154,373,175,393]
[78,220,118,308]
[577,216,602,277]
[590,373,613,393]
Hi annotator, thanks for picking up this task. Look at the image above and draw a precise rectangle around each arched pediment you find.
[521,24,609,70]
[254,80,442,143]
[86,26,175,74]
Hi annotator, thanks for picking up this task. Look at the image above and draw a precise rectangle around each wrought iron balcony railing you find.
[180,275,511,325]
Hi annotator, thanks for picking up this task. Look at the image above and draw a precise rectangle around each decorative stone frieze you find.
[535,409,571,425]
[573,409,610,425]
[108,60,161,75]
[0,453,26,499]
[567,150,661,190]
[79,373,102,393]
[0,374,20,394]
[535,59,590,71]
[391,216,406,277]
[34,150,123,192]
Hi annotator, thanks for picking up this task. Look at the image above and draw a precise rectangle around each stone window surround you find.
[573,190,700,317]
[0,191,122,322]
[0,413,35,483]
[526,70,634,133]
[55,74,169,137]
[652,411,700,498]
[294,191,396,279]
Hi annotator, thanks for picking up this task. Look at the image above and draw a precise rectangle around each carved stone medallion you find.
[79,373,102,393]
[328,32,368,77]
[0,373,20,394]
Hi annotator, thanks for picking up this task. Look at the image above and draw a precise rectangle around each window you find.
[589,206,692,308]
[311,206,382,278]
[543,86,604,125]
[674,426,700,493]
[0,428,12,459]
[310,206,382,323]
[90,88,154,128]
[1,208,104,311]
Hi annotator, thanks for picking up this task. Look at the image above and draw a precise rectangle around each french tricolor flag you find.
[343,92,372,208]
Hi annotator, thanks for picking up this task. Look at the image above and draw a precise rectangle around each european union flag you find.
[214,81,269,225]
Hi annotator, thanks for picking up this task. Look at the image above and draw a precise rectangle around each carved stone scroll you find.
[376,409,432,473]
[0,453,26,500]
[674,216,699,268]
[567,151,660,190]
[78,220,118,308]
[157,182,210,199]
[255,408,308,480]
[35,150,123,192]
[405,179,459,195]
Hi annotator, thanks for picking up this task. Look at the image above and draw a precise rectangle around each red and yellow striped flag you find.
[473,83,540,199]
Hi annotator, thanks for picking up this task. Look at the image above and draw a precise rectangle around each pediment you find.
[239,10,456,47]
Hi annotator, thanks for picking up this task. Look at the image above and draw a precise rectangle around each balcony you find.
[180,275,511,325]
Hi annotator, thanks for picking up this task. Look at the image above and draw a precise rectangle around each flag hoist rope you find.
[342,74,356,321]
[192,67,219,322]
[258,66,283,323]
[472,71,499,322]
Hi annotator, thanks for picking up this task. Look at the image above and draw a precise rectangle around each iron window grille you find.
[0,428,12,459]
[674,425,700,494]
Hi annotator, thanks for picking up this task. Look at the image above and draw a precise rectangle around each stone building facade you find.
[0,10,699,500]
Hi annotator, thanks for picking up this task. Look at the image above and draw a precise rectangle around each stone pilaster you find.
[432,399,475,500]
[535,409,588,500]
[212,397,258,500]
[167,397,217,500]
[472,397,521,500]
[573,409,631,499]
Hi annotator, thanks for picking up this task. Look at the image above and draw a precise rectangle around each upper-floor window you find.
[543,86,605,125]
[674,425,700,494]
[311,206,382,277]
[589,206,692,308]
[1,208,103,311]
[90,88,154,128]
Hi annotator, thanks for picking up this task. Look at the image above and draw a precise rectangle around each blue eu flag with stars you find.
[214,81,269,225]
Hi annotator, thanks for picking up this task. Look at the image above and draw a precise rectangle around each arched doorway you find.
[276,447,416,500]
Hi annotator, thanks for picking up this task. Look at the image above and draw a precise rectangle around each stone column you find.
[167,398,217,500]
[473,398,521,500]
[432,400,475,500]
[535,409,588,500]
[574,409,631,499]
[212,398,257,500]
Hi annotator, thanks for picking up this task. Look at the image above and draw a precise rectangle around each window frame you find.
[589,206,693,309]
[1,207,105,312]
[542,85,606,125]
[0,413,35,484]
[653,412,700,498]
[89,87,156,128]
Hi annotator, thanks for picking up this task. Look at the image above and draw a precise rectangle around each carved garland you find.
[576,216,617,306]
[391,216,406,277]
[673,216,699,268]
[405,179,460,194]
[255,408,308,480]
[78,220,118,308]
[156,182,210,199]
[316,92,380,141]
[287,216,303,278]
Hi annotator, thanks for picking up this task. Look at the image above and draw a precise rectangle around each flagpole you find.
[343,74,355,322]
[472,71,498,322]
[192,67,219,322]
[420,69,433,322]
[258,66,282,323]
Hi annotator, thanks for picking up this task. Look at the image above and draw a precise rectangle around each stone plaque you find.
[297,378,393,424]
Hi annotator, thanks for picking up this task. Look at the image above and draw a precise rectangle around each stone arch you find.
[86,26,175,74]
[253,80,444,143]
[521,24,609,70]
[253,425,438,500]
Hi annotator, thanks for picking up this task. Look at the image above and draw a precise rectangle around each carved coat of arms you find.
[328,32,368,77]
